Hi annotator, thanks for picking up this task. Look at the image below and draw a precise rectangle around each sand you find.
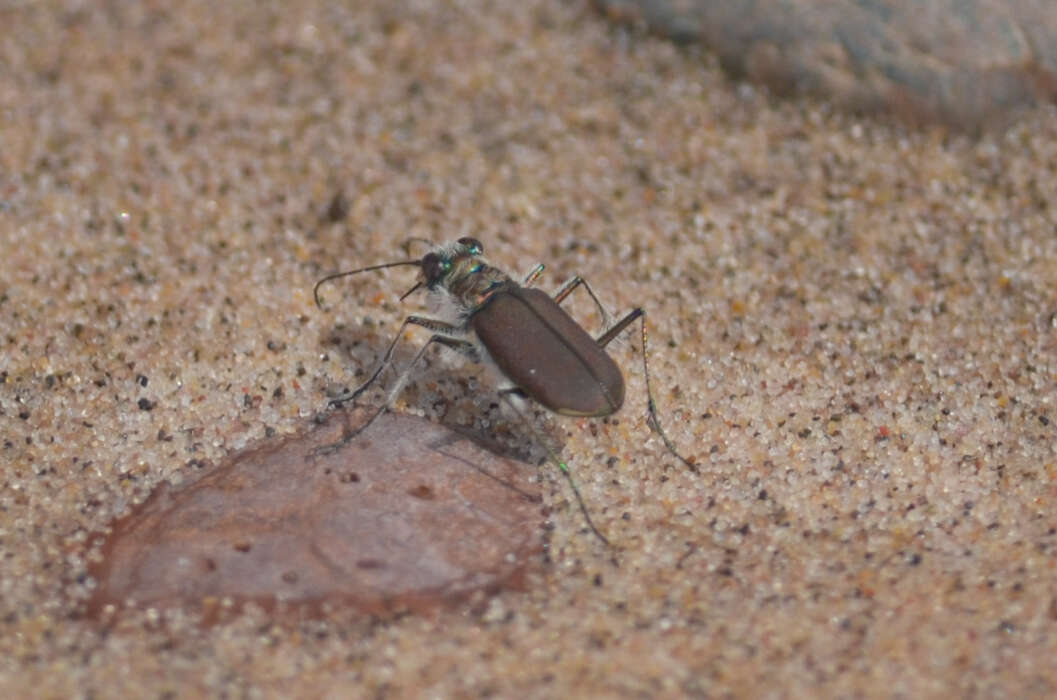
[2,0,1056,696]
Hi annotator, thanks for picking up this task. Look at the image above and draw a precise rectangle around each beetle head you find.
[313,238,488,309]
[409,237,486,298]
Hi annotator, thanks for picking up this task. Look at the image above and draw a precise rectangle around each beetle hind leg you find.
[497,388,611,545]
[594,307,698,474]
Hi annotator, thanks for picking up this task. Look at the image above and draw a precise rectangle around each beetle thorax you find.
[446,261,512,308]
[417,238,515,321]
[424,258,511,321]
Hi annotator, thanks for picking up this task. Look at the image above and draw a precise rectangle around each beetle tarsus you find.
[308,403,388,458]
[328,390,356,407]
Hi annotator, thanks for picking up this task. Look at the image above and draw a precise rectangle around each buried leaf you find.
[86,410,542,618]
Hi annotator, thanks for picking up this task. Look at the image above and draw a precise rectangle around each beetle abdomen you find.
[471,287,625,417]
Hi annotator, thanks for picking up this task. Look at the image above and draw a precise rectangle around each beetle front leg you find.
[328,314,466,407]
[313,328,477,456]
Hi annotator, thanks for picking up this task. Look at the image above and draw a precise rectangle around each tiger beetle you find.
[313,237,695,544]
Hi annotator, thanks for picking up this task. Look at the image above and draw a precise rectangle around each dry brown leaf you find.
[86,410,542,620]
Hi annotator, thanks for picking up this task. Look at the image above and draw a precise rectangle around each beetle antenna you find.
[313,260,420,309]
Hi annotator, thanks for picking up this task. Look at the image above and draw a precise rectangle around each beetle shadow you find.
[425,429,542,504]
[316,321,564,468]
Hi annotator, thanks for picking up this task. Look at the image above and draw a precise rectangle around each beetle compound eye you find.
[458,237,484,256]
[421,253,445,283]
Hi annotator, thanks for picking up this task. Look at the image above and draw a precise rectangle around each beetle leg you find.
[593,307,698,473]
[313,327,477,456]
[521,262,546,287]
[525,268,614,332]
[430,334,482,363]
[593,307,642,348]
[551,274,613,332]
[497,388,610,545]
[328,314,464,407]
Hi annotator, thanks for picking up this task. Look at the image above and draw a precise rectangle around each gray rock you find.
[597,0,1057,130]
